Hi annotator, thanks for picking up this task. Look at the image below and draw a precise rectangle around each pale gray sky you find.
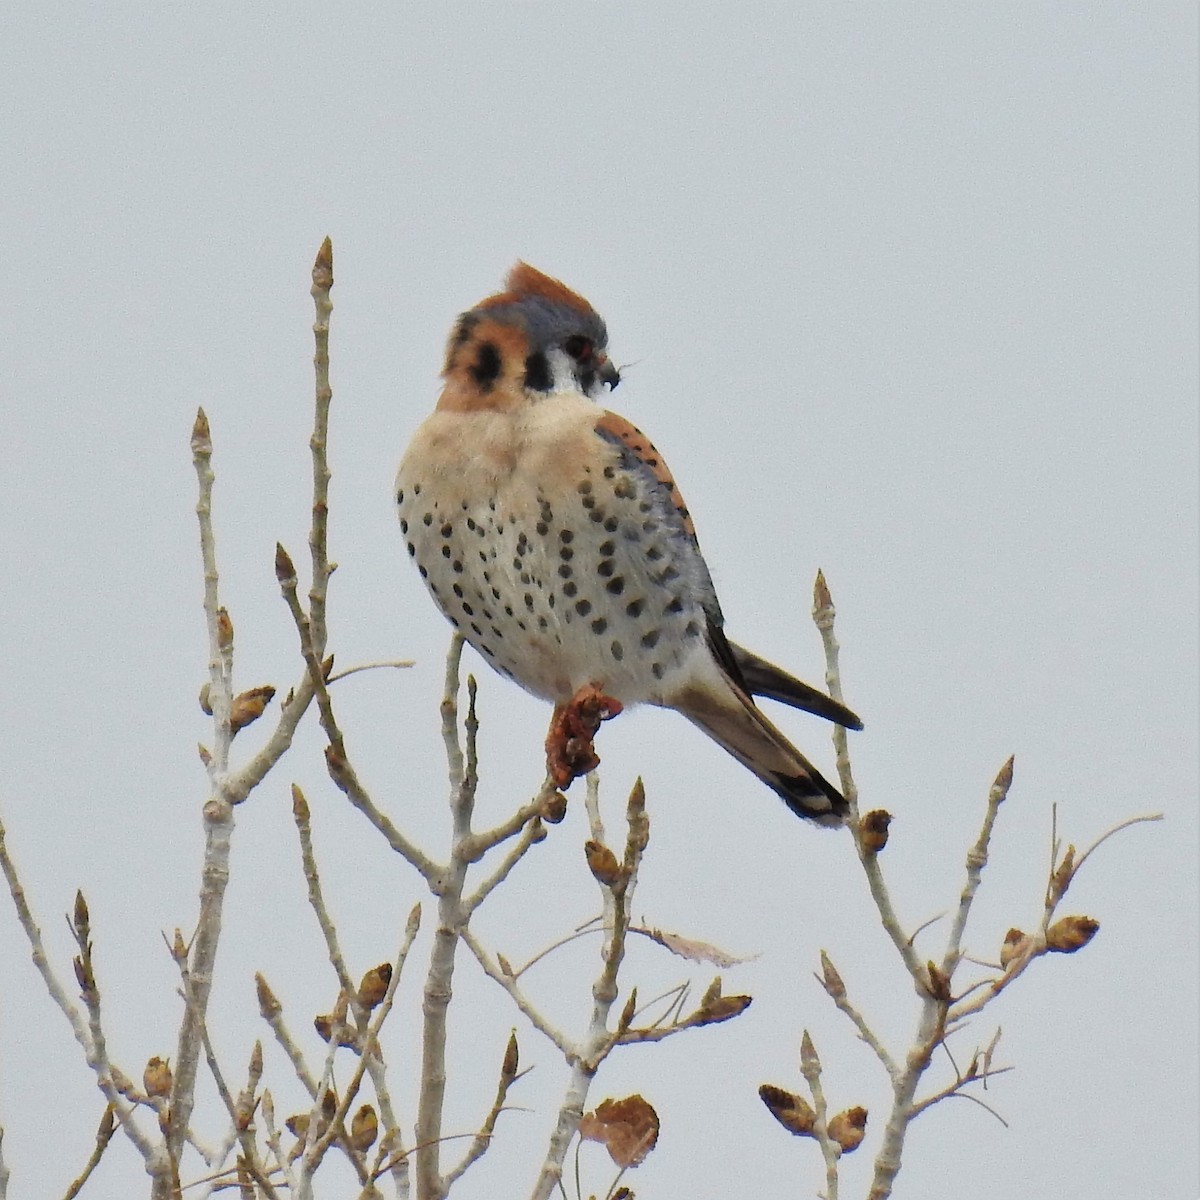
[1,5,1196,1198]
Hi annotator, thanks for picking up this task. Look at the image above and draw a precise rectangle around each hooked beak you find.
[597,355,621,390]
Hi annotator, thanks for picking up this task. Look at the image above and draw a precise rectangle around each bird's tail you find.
[674,683,848,826]
[728,642,863,730]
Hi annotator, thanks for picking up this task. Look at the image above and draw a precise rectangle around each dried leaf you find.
[858,809,892,854]
[502,1031,519,1080]
[642,926,755,968]
[1046,915,1099,953]
[819,951,846,1000]
[999,928,1028,968]
[759,1084,816,1136]
[230,685,276,733]
[350,1104,378,1153]
[696,994,752,1025]
[358,963,393,1010]
[255,973,281,1018]
[216,607,234,651]
[828,1105,868,1153]
[578,1095,659,1168]
[585,839,622,887]
[143,1056,172,1099]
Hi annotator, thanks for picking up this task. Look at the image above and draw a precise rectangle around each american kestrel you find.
[395,264,862,825]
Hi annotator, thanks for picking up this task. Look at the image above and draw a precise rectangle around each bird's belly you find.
[396,470,707,705]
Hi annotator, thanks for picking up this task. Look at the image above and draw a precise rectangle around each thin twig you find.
[326,659,415,684]
[442,1033,520,1188]
[61,1105,117,1200]
[302,910,421,1178]
[799,1032,840,1200]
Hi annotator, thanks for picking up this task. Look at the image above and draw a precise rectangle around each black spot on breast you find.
[642,520,659,534]
[453,584,464,598]
[536,521,549,535]
[599,539,616,556]
[423,513,434,526]
[481,643,496,656]
[547,593,556,608]
[665,596,684,614]
[591,616,608,634]
[606,576,626,595]
[558,563,573,578]
[642,629,661,649]
[611,641,624,661]
[462,602,475,616]
[524,593,535,610]
[452,560,464,574]
[563,581,578,598]
[603,465,616,479]
[491,587,502,600]
[626,598,645,618]
[575,599,592,616]
[407,542,416,557]
[560,546,574,561]
[658,565,680,583]
[470,622,483,636]
[413,483,422,495]
[440,522,453,537]
[399,518,409,534]
[603,516,618,532]
[589,508,606,523]
[598,560,614,577]
[418,565,428,578]
[577,480,593,495]
[524,350,553,391]
[470,342,502,389]
[652,662,665,680]
[491,625,504,639]
[646,546,664,561]
[582,495,596,510]
[466,517,477,531]
[560,529,574,544]
[684,619,701,638]
[397,488,405,504]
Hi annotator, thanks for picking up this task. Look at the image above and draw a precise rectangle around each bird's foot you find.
[545,684,624,788]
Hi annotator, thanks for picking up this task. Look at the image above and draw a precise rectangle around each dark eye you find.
[564,335,593,362]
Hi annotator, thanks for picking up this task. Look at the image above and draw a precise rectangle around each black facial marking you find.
[524,350,553,392]
[470,341,502,390]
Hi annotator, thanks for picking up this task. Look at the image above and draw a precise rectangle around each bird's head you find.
[439,263,620,411]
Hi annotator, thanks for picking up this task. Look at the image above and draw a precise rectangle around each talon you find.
[545,683,623,788]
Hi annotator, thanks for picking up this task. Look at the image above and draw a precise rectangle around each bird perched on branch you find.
[395,264,861,824]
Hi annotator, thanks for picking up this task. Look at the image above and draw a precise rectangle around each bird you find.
[395,263,862,825]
